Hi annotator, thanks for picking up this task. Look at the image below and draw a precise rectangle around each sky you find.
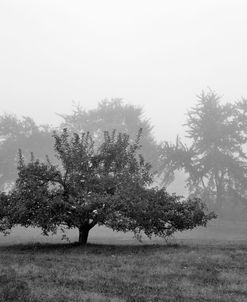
[1,0,247,142]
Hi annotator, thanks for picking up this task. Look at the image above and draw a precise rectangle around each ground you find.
[1,221,247,301]
[1,239,247,302]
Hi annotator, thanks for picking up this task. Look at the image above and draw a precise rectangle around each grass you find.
[1,240,247,301]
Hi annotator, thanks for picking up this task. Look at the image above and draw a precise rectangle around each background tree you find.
[0,100,162,190]
[0,129,214,245]
[0,114,55,190]
[59,99,161,173]
[161,91,247,217]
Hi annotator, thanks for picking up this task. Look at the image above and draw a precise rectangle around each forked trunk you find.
[78,226,90,245]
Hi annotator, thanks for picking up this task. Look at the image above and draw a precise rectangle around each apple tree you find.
[0,129,215,245]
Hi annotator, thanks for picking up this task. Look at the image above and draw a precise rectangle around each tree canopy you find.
[0,129,214,245]
[0,100,162,190]
[0,114,55,190]
[161,91,247,217]
[59,99,161,172]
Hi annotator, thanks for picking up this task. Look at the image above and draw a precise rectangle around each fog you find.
[1,1,247,142]
[1,1,247,244]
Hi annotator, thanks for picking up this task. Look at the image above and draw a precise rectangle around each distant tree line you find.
[0,99,160,190]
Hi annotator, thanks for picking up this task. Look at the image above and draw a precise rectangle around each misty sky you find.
[1,0,247,142]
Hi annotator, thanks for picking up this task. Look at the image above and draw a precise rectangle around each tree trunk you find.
[78,226,90,245]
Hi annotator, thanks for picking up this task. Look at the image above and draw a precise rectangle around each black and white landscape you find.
[0,1,247,301]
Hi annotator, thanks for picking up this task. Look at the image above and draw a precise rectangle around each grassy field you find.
[1,238,247,302]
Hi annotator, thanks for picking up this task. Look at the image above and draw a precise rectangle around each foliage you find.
[0,114,54,190]
[0,100,161,190]
[161,91,247,215]
[59,99,161,172]
[0,129,214,245]
[0,192,12,234]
